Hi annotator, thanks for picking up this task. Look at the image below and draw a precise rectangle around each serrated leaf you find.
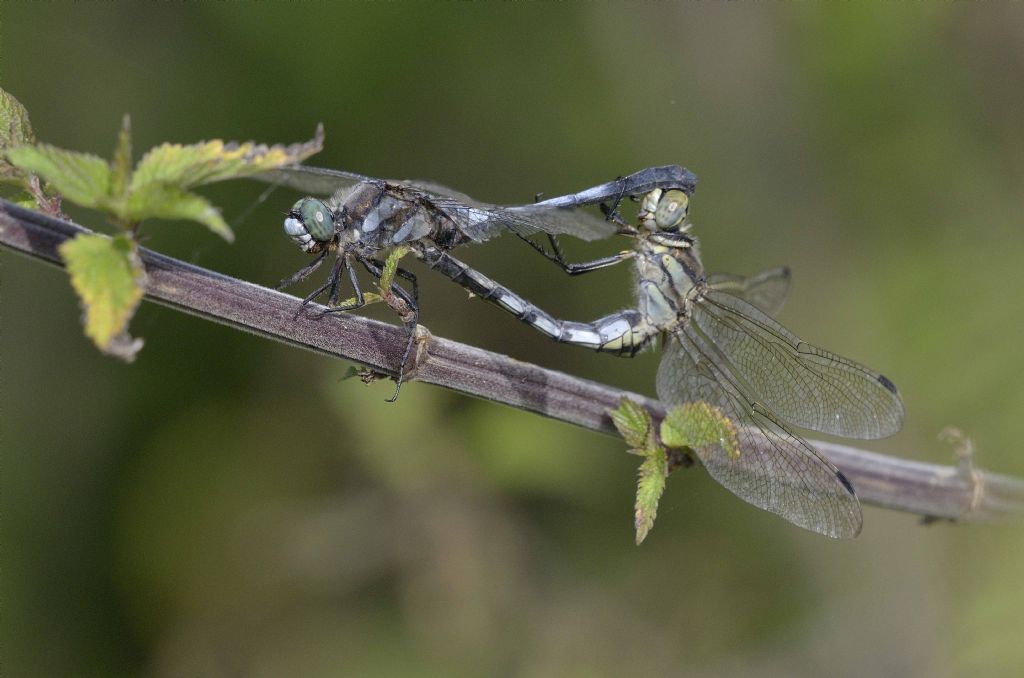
[130,124,324,191]
[126,184,233,241]
[6,120,322,237]
[110,114,132,197]
[5,145,111,207]
[661,402,740,460]
[0,88,36,185]
[608,397,655,451]
[0,88,34,147]
[59,233,146,360]
[635,448,668,544]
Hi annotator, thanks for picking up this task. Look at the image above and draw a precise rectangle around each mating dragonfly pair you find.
[256,164,905,538]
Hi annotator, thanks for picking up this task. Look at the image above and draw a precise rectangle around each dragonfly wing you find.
[415,197,619,243]
[707,267,791,318]
[389,175,631,241]
[690,290,904,439]
[401,181,620,241]
[657,333,863,538]
[250,164,374,195]
[659,267,792,391]
[398,179,477,204]
[504,204,620,240]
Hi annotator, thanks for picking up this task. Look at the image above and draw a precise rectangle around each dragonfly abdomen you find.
[418,247,657,354]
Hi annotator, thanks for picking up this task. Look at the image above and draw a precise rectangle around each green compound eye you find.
[283,198,335,252]
[655,190,689,231]
[298,198,335,242]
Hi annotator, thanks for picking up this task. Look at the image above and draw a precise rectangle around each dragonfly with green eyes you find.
[519,185,905,537]
[258,164,904,536]
[254,164,698,399]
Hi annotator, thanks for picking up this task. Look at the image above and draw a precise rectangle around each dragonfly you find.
[254,164,698,399]
[258,165,903,535]
[519,186,905,537]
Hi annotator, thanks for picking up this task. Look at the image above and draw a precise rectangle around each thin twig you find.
[2,199,1022,524]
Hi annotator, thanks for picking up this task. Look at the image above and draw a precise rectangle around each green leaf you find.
[59,232,145,360]
[608,397,655,451]
[610,397,670,543]
[5,144,111,207]
[130,123,324,191]
[6,119,323,237]
[127,183,233,241]
[0,87,36,185]
[635,448,668,545]
[611,399,741,544]
[661,402,740,459]
[0,88,35,147]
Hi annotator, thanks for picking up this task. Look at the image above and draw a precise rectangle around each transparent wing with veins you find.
[657,331,863,538]
[690,290,904,439]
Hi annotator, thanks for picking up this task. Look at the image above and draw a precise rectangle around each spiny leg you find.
[277,250,329,290]
[358,252,420,402]
[599,197,637,230]
[327,255,347,307]
[370,247,419,343]
[385,285,419,403]
[515,231,635,275]
[319,257,368,313]
[369,258,420,304]
[319,258,385,314]
[394,266,418,303]
[294,254,347,318]
[599,173,646,231]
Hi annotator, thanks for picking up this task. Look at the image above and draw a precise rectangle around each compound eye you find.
[298,198,335,242]
[283,198,334,252]
[655,190,689,231]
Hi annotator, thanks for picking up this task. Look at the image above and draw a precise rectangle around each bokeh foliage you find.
[3,3,1024,676]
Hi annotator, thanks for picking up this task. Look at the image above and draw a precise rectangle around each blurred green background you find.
[3,3,1024,676]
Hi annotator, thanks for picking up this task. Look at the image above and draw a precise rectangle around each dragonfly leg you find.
[357,255,420,402]
[386,292,420,403]
[319,258,372,313]
[593,174,633,227]
[295,282,331,319]
[393,266,419,303]
[327,255,347,307]
[517,231,634,275]
[319,258,389,314]
[277,250,329,290]
[293,256,345,319]
[599,199,636,230]
[299,254,347,316]
[368,257,420,304]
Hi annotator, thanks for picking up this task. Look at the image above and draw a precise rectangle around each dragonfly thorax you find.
[284,197,337,253]
[635,239,705,330]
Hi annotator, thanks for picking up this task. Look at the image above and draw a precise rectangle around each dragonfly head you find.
[284,198,336,253]
[639,189,690,234]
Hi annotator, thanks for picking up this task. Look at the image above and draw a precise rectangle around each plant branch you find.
[2,199,1022,525]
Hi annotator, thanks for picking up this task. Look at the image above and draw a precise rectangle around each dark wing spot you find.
[877,374,899,395]
[836,470,857,497]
